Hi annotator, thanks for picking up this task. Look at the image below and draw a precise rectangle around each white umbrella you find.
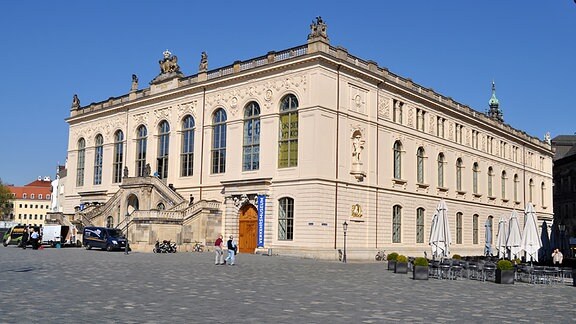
[520,203,542,263]
[506,210,522,260]
[496,217,508,259]
[429,199,451,259]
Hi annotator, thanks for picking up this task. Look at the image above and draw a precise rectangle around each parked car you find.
[2,225,38,247]
[82,227,127,251]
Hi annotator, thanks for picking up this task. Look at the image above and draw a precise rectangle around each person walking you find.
[20,226,29,249]
[214,234,225,265]
[225,235,237,266]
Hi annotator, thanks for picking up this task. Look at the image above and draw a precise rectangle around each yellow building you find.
[8,177,52,227]
[59,18,553,259]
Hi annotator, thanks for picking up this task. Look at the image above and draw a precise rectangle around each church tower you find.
[487,81,503,122]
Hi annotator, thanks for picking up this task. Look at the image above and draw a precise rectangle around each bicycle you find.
[192,241,204,252]
[375,250,387,261]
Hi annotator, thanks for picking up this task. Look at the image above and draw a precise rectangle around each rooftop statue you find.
[71,94,81,110]
[199,51,208,72]
[308,16,328,41]
[131,74,138,91]
[159,50,181,74]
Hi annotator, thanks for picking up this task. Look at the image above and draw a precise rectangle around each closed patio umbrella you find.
[429,199,451,259]
[539,221,551,263]
[496,217,508,259]
[506,210,522,260]
[520,203,542,263]
[484,218,492,256]
[549,220,560,252]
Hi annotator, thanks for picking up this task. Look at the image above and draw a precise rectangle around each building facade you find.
[61,19,553,259]
[8,177,52,227]
[552,135,576,256]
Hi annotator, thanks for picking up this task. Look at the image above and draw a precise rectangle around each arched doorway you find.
[239,204,258,254]
[127,194,139,214]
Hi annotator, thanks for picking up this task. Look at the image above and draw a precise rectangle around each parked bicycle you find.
[375,250,387,261]
[192,241,204,253]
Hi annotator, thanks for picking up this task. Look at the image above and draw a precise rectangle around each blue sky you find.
[0,1,574,186]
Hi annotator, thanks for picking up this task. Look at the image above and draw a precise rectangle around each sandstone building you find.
[58,18,553,259]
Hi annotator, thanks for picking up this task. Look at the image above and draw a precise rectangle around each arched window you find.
[278,94,299,168]
[38,194,42,199]
[30,194,35,199]
[514,174,519,202]
[136,125,147,177]
[106,216,114,228]
[94,134,104,185]
[23,194,27,199]
[416,207,424,243]
[487,216,494,245]
[157,120,170,179]
[472,162,479,194]
[212,109,227,174]
[393,141,403,180]
[501,171,507,199]
[181,115,195,177]
[278,197,294,240]
[487,167,494,197]
[416,147,425,184]
[541,182,546,207]
[76,138,86,186]
[473,214,479,244]
[157,202,165,210]
[529,179,534,203]
[392,205,402,243]
[113,130,124,183]
[456,212,463,244]
[243,102,261,171]
[456,158,463,191]
[437,153,445,188]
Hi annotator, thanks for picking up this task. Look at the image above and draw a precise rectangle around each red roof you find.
[8,180,52,200]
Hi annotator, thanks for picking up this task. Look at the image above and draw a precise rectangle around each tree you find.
[0,178,13,221]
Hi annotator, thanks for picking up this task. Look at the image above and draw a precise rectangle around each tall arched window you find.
[437,153,445,188]
[157,120,170,179]
[456,158,463,191]
[501,171,507,199]
[529,179,534,203]
[393,141,403,180]
[473,214,479,244]
[278,94,299,168]
[487,167,494,197]
[456,212,463,244]
[541,182,546,207]
[243,102,261,171]
[136,125,147,177]
[94,134,103,185]
[212,109,227,174]
[113,130,124,183]
[181,115,195,177]
[416,147,425,184]
[76,138,85,186]
[514,174,519,202]
[392,205,402,243]
[472,162,479,194]
[416,207,424,243]
[278,197,294,241]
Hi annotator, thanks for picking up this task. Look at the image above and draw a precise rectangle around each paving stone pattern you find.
[0,247,574,323]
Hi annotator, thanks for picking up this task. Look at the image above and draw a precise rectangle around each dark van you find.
[83,227,127,251]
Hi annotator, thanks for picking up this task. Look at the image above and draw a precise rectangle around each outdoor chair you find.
[466,262,479,280]
[543,267,560,285]
[429,260,440,278]
[438,259,452,280]
[482,262,496,282]
[450,260,464,279]
[531,266,546,284]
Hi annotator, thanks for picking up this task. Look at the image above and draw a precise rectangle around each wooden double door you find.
[238,205,258,254]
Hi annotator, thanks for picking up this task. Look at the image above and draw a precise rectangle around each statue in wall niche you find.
[352,134,365,164]
[159,50,181,74]
[123,166,129,178]
[199,51,208,72]
[71,94,80,110]
[131,74,138,91]
[144,163,151,176]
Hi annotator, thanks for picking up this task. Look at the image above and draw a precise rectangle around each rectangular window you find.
[278,197,294,240]
[278,113,298,168]
[473,215,478,244]
[113,140,124,183]
[416,208,424,243]
[456,213,463,244]
[243,117,260,171]
[392,205,401,243]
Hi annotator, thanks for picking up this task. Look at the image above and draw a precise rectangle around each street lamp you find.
[343,221,348,263]
[124,211,130,255]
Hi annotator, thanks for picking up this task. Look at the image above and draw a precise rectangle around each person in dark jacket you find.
[20,226,29,249]
[225,235,237,266]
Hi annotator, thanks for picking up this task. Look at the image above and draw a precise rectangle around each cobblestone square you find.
[0,247,574,323]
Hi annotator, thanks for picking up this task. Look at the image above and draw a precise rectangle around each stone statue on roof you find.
[308,16,328,41]
[159,50,181,74]
[199,51,208,72]
[544,132,551,144]
[71,94,80,110]
[131,74,138,92]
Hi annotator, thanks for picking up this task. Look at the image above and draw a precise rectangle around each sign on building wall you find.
[257,195,266,247]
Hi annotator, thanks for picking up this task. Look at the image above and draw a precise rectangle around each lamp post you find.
[124,211,130,255]
[343,221,348,263]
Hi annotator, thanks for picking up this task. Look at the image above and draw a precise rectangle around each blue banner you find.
[257,195,266,247]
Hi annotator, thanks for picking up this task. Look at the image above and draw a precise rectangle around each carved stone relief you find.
[177,101,198,120]
[349,84,367,114]
[378,95,391,119]
[407,106,414,127]
[154,107,171,125]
